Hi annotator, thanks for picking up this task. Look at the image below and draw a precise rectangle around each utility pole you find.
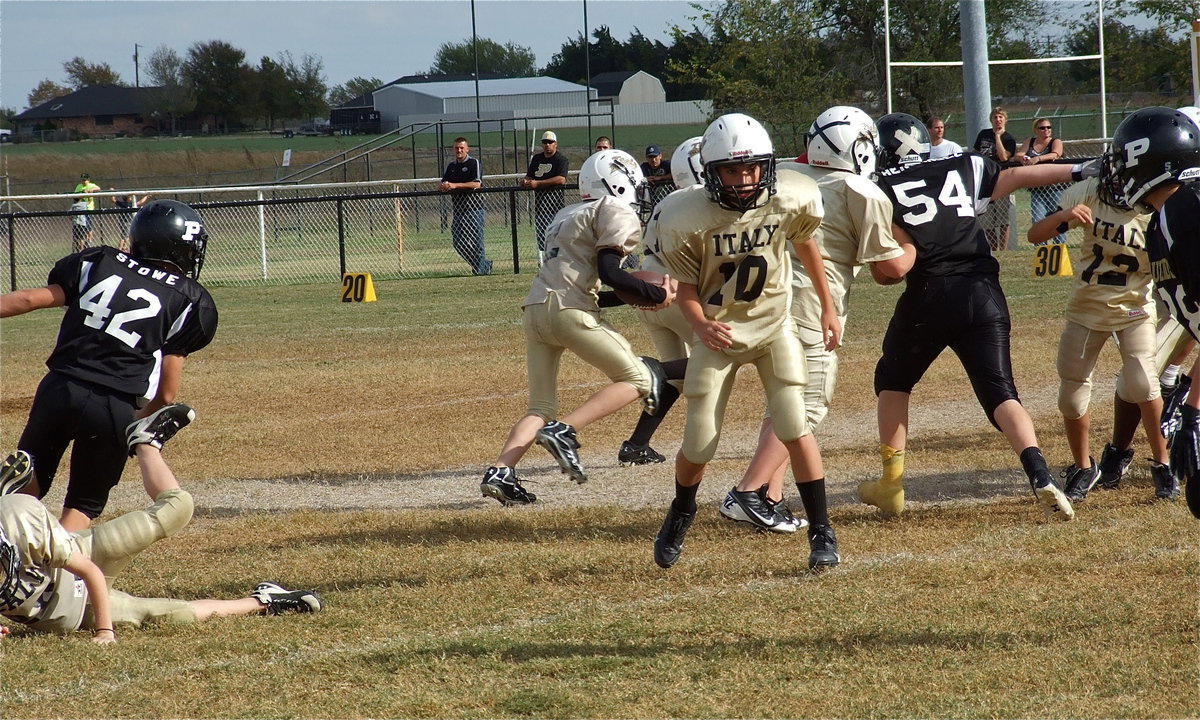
[133,44,142,87]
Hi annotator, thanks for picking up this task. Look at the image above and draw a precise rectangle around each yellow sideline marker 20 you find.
[1030,243,1073,278]
[340,272,377,302]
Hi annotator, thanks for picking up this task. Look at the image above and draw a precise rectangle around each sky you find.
[0,0,715,112]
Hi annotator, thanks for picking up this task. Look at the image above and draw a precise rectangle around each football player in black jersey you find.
[1108,106,1200,517]
[861,113,1096,522]
[0,200,218,532]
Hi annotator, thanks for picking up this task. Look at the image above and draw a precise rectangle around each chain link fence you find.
[1,174,582,290]
[2,139,1112,291]
[979,138,1107,251]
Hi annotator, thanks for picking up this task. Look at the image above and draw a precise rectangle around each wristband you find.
[92,627,115,634]
[1071,164,1084,182]
[1056,221,1070,234]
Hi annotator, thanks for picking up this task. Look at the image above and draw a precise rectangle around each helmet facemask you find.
[703,157,777,212]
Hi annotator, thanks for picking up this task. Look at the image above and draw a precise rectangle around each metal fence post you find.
[509,188,520,274]
[337,197,346,277]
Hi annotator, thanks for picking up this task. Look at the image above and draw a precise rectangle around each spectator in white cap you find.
[522,130,570,263]
[640,144,675,208]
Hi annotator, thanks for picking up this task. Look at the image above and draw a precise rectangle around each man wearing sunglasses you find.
[522,131,570,264]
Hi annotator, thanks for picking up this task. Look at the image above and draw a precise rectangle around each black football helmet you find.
[875,113,930,171]
[1102,106,1200,213]
[128,200,209,279]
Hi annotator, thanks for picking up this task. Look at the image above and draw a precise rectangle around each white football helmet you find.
[806,105,878,177]
[700,113,776,211]
[577,149,651,219]
[1178,105,1200,130]
[670,136,704,188]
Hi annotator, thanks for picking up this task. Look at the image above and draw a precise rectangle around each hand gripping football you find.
[615,270,676,309]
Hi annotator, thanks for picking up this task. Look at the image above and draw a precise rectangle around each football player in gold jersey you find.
[649,113,843,571]
[481,150,677,506]
[1028,170,1170,503]
[720,107,915,534]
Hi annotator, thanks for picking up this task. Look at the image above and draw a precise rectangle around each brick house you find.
[12,84,165,139]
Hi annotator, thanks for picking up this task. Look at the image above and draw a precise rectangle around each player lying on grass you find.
[0,405,321,644]
[481,149,685,506]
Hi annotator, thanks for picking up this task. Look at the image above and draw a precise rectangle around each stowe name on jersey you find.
[47,245,218,402]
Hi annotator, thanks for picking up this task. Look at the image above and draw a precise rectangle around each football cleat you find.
[765,495,806,534]
[1031,471,1075,521]
[1095,443,1135,490]
[535,421,587,484]
[806,524,841,572]
[0,451,33,496]
[1151,462,1180,501]
[857,476,905,516]
[251,582,322,615]
[653,503,696,569]
[1062,459,1100,503]
[718,486,781,532]
[640,357,668,417]
[480,466,537,506]
[618,441,666,466]
[125,403,195,456]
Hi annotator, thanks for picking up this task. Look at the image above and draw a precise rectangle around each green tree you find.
[329,77,383,106]
[285,52,329,122]
[1064,17,1191,99]
[257,56,292,130]
[145,45,195,135]
[27,80,71,108]
[430,38,536,77]
[62,57,123,88]
[182,40,254,132]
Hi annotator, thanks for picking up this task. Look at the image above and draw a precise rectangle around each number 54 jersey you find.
[45,246,218,402]
[1057,178,1152,332]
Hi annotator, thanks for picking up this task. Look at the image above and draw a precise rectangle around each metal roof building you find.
[372,76,594,131]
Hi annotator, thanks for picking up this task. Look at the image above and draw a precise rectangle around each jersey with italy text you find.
[875,152,1001,281]
[1149,182,1200,342]
[649,170,824,353]
[1058,177,1153,332]
[0,494,85,633]
[45,246,218,402]
[523,195,643,311]
[781,161,902,332]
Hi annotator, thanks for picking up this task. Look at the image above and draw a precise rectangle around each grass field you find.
[1,249,1196,719]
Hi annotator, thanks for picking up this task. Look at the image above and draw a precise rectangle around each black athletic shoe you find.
[1095,443,1135,490]
[535,421,587,484]
[1152,462,1180,500]
[640,357,668,418]
[618,441,666,466]
[125,403,195,456]
[1032,470,1075,521]
[0,451,32,496]
[251,582,322,614]
[480,466,537,505]
[765,495,805,534]
[807,524,841,572]
[718,486,780,531]
[1062,459,1100,503]
[653,504,696,569]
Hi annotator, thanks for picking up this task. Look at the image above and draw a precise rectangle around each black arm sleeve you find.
[597,248,667,307]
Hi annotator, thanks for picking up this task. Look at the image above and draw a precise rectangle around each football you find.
[614,269,676,309]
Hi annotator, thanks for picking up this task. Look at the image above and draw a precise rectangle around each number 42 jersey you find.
[44,246,218,402]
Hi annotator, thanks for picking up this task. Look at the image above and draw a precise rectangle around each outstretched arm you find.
[0,285,67,318]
